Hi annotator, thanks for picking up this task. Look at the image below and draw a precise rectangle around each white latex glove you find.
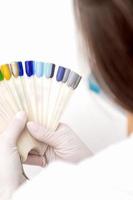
[0,111,27,200]
[26,122,92,166]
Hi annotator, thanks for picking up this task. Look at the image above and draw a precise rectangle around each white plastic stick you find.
[51,87,73,130]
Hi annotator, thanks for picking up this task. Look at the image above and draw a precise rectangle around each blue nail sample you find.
[35,62,44,77]
[56,66,65,82]
[17,62,24,76]
[44,63,55,78]
[25,61,35,77]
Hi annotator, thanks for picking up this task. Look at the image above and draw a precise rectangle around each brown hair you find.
[74,0,133,112]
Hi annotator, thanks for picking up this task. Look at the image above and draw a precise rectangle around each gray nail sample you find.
[62,68,71,83]
[67,71,82,89]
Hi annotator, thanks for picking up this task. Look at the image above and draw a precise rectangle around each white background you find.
[0,0,127,177]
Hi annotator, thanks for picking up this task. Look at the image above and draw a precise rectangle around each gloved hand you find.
[26,122,92,167]
[0,111,27,200]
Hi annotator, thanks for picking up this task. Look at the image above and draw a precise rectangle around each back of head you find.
[74,0,133,112]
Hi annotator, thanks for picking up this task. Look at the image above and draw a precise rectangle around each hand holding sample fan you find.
[0,61,81,162]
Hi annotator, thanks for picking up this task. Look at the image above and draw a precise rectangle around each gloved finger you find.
[24,154,46,167]
[27,121,68,147]
[4,111,27,144]
[27,121,52,144]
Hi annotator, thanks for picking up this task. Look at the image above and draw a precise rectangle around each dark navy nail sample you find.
[49,64,55,78]
[17,62,24,76]
[25,61,35,77]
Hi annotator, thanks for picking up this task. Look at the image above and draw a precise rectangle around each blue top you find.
[88,74,101,94]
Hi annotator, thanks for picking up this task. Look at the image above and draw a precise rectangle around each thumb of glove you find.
[27,121,56,147]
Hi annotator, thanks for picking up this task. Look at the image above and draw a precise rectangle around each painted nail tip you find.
[1,64,11,80]
[10,62,19,78]
[25,61,35,77]
[44,63,55,78]
[67,71,82,89]
[35,62,44,77]
[56,66,66,82]
[17,62,24,76]
[62,68,71,83]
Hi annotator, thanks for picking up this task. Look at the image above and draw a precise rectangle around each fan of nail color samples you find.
[0,61,81,161]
